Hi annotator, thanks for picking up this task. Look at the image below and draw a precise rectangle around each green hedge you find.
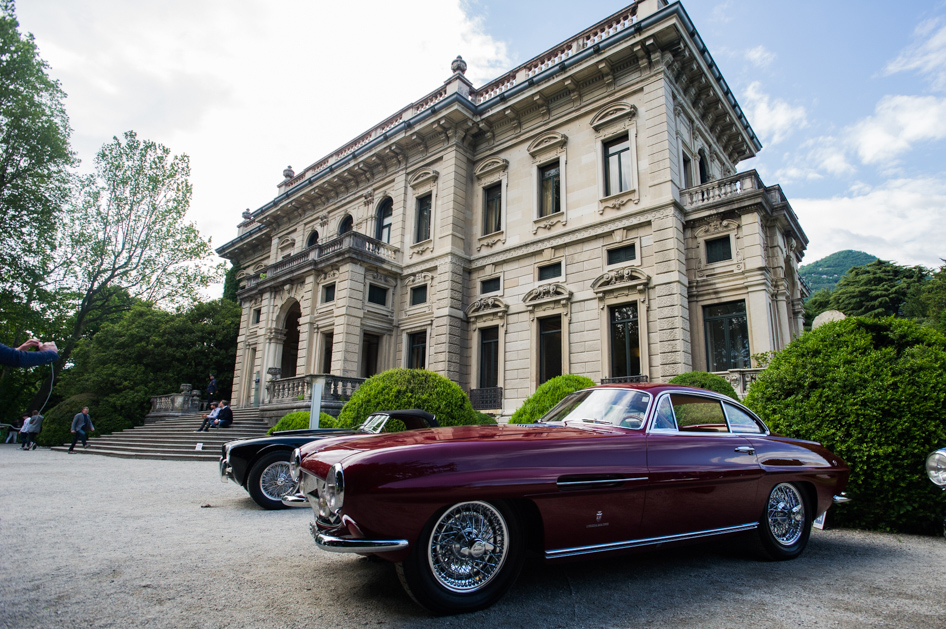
[337,369,483,429]
[509,374,596,424]
[744,317,946,535]
[668,371,739,400]
[267,411,338,435]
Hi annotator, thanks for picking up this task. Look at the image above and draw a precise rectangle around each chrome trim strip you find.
[280,492,309,507]
[311,523,408,553]
[556,477,648,487]
[833,494,852,504]
[545,522,758,559]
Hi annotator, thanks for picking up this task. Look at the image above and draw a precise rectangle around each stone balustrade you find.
[147,385,203,419]
[719,368,764,399]
[681,170,764,210]
[241,232,397,293]
[267,374,366,404]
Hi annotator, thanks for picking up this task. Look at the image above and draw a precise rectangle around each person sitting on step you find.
[195,402,220,432]
[208,400,233,429]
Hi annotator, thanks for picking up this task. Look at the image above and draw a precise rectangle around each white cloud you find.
[742,82,807,146]
[848,95,946,165]
[745,45,775,68]
[884,17,946,90]
[17,0,511,252]
[794,177,946,268]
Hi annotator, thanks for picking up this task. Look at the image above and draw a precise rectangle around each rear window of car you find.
[669,394,729,433]
[723,403,765,433]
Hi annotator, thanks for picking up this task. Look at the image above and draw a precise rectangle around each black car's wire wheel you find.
[247,451,293,510]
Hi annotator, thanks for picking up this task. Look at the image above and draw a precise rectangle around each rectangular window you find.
[607,244,636,265]
[610,304,641,378]
[538,163,561,217]
[682,153,692,188]
[367,284,388,306]
[539,316,563,385]
[322,283,336,303]
[670,394,729,433]
[604,136,633,196]
[538,262,562,281]
[415,194,432,243]
[361,333,380,378]
[481,277,501,294]
[410,285,428,306]
[408,331,427,369]
[483,183,502,235]
[479,326,499,388]
[705,236,733,264]
[252,308,261,324]
[704,300,750,371]
[321,332,334,374]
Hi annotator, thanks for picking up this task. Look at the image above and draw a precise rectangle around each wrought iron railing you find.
[470,387,503,410]
[599,375,649,384]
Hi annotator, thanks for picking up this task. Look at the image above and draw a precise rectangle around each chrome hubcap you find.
[767,483,805,546]
[260,461,294,501]
[428,502,508,593]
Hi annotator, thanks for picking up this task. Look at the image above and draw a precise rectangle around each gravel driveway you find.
[2,447,945,629]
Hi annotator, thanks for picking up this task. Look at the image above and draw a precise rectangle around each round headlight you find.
[927,448,946,487]
[289,448,302,482]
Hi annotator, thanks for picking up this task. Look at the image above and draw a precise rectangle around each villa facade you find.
[217,0,808,419]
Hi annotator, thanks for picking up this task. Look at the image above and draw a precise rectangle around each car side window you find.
[651,396,677,430]
[670,394,729,433]
[723,403,765,434]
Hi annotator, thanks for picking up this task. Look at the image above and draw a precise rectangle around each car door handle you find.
[734,446,755,454]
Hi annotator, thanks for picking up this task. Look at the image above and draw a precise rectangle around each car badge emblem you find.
[596,511,603,523]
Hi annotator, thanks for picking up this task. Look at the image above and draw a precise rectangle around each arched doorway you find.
[281,302,301,378]
[339,215,353,235]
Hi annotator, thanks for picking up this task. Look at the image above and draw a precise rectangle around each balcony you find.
[470,387,503,411]
[240,232,399,294]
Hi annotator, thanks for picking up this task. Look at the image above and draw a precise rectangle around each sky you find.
[15,0,946,280]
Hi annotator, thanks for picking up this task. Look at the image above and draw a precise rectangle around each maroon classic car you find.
[290,384,850,614]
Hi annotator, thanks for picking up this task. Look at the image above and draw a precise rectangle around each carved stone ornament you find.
[522,283,572,320]
[408,168,439,190]
[409,244,432,259]
[476,235,505,252]
[527,131,568,160]
[474,157,509,181]
[532,216,564,234]
[590,102,638,133]
[316,267,339,284]
[591,267,650,308]
[451,55,468,75]
[278,237,296,251]
[366,270,397,287]
[466,297,508,329]
[406,272,434,286]
[694,217,739,237]
[598,189,639,214]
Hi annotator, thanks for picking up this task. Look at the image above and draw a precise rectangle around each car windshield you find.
[539,389,652,428]
[359,413,389,434]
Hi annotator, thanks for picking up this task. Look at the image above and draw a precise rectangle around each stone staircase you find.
[49,408,269,461]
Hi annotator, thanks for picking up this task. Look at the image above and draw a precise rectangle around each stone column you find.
[651,206,691,380]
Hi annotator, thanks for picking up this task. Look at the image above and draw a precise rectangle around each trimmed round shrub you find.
[669,371,739,400]
[509,374,596,424]
[267,411,338,435]
[744,317,946,535]
[337,369,483,430]
[474,411,498,425]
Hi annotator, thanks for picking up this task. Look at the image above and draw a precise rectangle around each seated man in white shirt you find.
[195,402,220,432]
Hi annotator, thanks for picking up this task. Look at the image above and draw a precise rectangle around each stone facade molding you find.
[526,131,568,161]
[591,267,650,309]
[523,282,573,320]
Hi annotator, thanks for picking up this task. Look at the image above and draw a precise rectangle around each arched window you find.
[306,231,319,248]
[375,198,393,243]
[698,149,709,185]
[339,215,353,235]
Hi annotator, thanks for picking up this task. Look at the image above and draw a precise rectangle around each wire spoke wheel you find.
[427,501,509,593]
[766,483,805,547]
[259,460,294,501]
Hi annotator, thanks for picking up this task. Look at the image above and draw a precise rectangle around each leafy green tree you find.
[49,299,240,442]
[0,0,74,291]
[222,262,242,302]
[668,371,739,399]
[903,262,946,335]
[744,317,946,535]
[829,259,928,318]
[27,131,224,410]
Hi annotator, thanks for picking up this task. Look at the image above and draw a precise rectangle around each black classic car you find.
[219,409,438,509]
[927,447,946,534]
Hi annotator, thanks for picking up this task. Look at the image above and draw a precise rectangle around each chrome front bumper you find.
[219,457,233,483]
[281,489,309,508]
[310,522,408,553]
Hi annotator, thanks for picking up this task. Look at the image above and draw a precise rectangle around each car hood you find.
[298,422,635,472]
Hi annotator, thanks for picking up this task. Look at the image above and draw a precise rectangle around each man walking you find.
[21,410,43,450]
[68,407,94,453]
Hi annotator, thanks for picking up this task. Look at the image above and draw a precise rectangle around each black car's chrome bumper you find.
[310,522,408,553]
[219,457,233,483]
[280,489,309,508]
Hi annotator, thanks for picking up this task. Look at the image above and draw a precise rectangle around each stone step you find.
[55,408,271,461]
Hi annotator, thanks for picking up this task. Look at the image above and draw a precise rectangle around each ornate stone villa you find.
[216,0,809,420]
